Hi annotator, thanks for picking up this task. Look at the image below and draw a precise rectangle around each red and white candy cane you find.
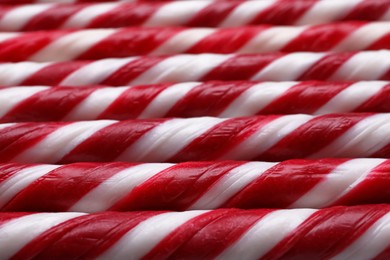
[0,1,388,31]
[0,22,389,62]
[2,206,390,259]
[1,51,389,86]
[1,159,390,212]
[2,113,390,163]
[1,81,390,122]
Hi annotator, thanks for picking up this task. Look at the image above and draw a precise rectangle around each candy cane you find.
[1,113,390,163]
[2,206,390,259]
[0,51,389,86]
[1,81,390,122]
[0,22,389,62]
[1,159,390,212]
[0,0,389,31]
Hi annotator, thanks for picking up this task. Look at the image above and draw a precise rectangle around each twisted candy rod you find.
[2,114,390,163]
[1,22,389,62]
[2,206,390,259]
[1,159,390,212]
[1,81,390,122]
[0,1,388,31]
[1,51,389,86]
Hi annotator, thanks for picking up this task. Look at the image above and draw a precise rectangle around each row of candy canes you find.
[1,0,390,259]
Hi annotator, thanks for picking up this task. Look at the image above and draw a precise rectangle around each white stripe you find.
[333,22,390,52]
[296,0,364,25]
[30,29,117,62]
[219,1,276,27]
[37,0,74,2]
[14,120,116,163]
[0,123,15,131]
[144,1,210,26]
[0,164,61,208]
[63,87,128,121]
[130,54,232,85]
[381,7,390,21]
[0,32,19,43]
[152,28,215,55]
[221,114,312,160]
[291,159,386,208]
[239,26,307,53]
[216,209,316,260]
[330,50,390,81]
[70,163,173,212]
[60,57,135,86]
[314,81,389,114]
[62,3,120,29]
[117,117,225,162]
[219,82,296,117]
[189,162,276,210]
[139,82,201,118]
[251,53,325,81]
[0,212,85,259]
[0,86,48,117]
[0,62,50,85]
[310,114,390,158]
[0,4,53,31]
[332,212,390,260]
[98,211,206,260]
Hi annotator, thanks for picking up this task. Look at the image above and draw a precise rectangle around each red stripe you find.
[263,205,389,259]
[260,81,351,114]
[187,27,266,54]
[250,0,317,25]
[77,27,181,59]
[367,33,390,50]
[168,209,272,259]
[342,0,390,21]
[380,68,390,81]
[332,160,390,206]
[13,212,160,259]
[186,2,239,27]
[59,119,166,163]
[167,81,254,117]
[3,87,96,122]
[0,31,69,62]
[298,52,355,81]
[257,113,370,161]
[0,163,32,184]
[2,162,134,212]
[0,213,31,226]
[202,54,284,81]
[99,84,170,120]
[22,4,87,31]
[88,3,162,28]
[169,116,278,162]
[224,159,348,209]
[0,123,65,162]
[0,6,12,22]
[282,22,364,52]
[101,56,165,86]
[22,61,89,86]
[142,209,233,259]
[355,83,390,112]
[110,161,244,211]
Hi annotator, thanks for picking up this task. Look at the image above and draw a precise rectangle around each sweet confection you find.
[1,159,389,212]
[1,81,390,122]
[0,0,388,30]
[0,113,390,163]
[0,51,389,86]
[1,206,390,259]
[0,22,388,62]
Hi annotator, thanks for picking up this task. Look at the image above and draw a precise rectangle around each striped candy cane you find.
[2,206,390,259]
[0,51,389,86]
[1,114,390,163]
[0,0,388,30]
[1,81,390,122]
[0,22,389,62]
[1,159,390,212]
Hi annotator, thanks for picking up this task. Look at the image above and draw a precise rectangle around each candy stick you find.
[1,81,390,122]
[2,206,390,259]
